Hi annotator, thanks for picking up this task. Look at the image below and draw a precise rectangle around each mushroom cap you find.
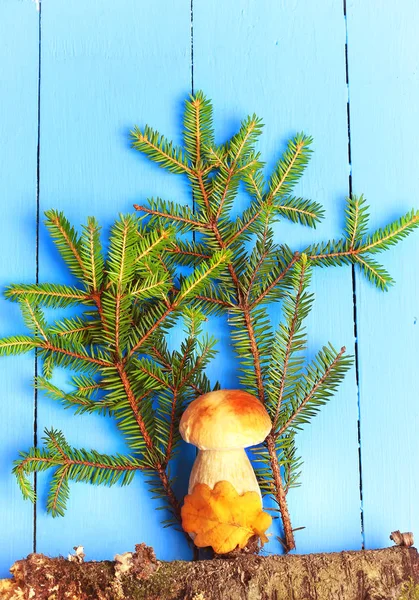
[179,389,272,450]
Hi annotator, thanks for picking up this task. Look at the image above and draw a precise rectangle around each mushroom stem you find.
[189,449,261,498]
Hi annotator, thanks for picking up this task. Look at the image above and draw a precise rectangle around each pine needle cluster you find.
[0,210,225,538]
[131,91,419,551]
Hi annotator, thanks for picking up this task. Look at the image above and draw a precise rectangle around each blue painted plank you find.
[36,0,193,562]
[4,0,416,569]
[194,0,362,554]
[0,1,39,577]
[347,2,419,549]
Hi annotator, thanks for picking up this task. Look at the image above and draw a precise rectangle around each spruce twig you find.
[0,211,224,545]
[132,91,419,551]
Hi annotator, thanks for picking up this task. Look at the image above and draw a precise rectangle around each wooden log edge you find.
[0,543,418,600]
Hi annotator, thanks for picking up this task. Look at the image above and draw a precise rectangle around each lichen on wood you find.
[0,544,418,600]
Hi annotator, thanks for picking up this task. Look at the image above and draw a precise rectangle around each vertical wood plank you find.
[347,1,419,549]
[37,0,192,561]
[194,0,362,554]
[0,1,39,578]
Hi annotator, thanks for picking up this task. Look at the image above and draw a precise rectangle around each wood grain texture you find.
[346,0,419,549]
[0,0,39,579]
[193,0,361,555]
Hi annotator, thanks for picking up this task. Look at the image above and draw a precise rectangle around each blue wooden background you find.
[0,0,418,577]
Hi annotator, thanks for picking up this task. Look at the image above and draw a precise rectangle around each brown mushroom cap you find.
[179,389,272,450]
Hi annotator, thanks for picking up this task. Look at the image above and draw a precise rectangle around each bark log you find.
[0,544,418,600]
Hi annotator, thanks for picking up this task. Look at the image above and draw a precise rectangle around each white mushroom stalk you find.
[188,448,261,497]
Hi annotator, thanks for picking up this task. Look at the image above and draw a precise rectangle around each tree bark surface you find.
[0,544,418,600]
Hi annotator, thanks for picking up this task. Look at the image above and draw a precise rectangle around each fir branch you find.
[164,241,211,268]
[134,200,207,233]
[131,126,192,175]
[0,336,40,355]
[242,308,266,401]
[72,375,102,398]
[13,428,144,516]
[135,357,173,390]
[176,250,230,303]
[345,194,370,249]
[131,92,419,553]
[308,199,419,289]
[49,317,97,344]
[267,133,312,202]
[362,209,419,253]
[214,116,263,219]
[126,304,175,360]
[117,365,155,450]
[19,299,48,340]
[80,217,104,291]
[135,227,175,267]
[2,209,218,541]
[276,345,353,437]
[275,197,325,228]
[5,283,90,308]
[250,251,300,308]
[195,294,233,308]
[44,210,89,282]
[270,256,311,431]
[183,91,214,166]
[354,255,394,291]
[36,377,112,415]
[40,339,113,369]
[131,274,171,300]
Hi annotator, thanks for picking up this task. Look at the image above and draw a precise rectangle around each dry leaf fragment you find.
[181,480,272,554]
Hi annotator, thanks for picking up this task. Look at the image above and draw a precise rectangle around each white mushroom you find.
[179,389,272,498]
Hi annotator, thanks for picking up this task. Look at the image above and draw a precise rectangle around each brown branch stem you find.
[116,365,184,539]
[250,252,300,308]
[116,366,154,449]
[266,434,296,552]
[42,343,112,367]
[195,295,232,307]
[17,455,144,473]
[134,204,206,230]
[90,290,111,336]
[196,172,213,217]
[138,364,173,390]
[150,345,172,370]
[164,389,178,464]
[227,209,261,246]
[126,304,175,360]
[194,98,202,164]
[156,467,182,528]
[167,246,211,260]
